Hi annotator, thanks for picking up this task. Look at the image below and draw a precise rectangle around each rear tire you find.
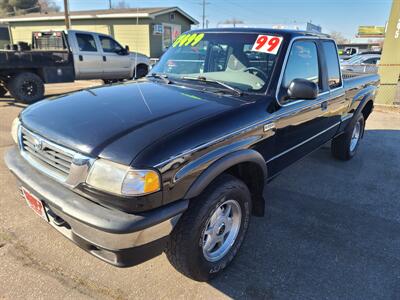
[166,174,251,281]
[331,114,365,160]
[8,72,44,104]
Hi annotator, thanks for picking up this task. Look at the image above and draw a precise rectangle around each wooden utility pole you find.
[198,0,210,29]
[63,0,71,29]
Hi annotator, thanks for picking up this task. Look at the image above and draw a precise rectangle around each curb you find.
[374,104,400,113]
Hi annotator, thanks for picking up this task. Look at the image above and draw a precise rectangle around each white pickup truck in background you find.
[0,29,150,103]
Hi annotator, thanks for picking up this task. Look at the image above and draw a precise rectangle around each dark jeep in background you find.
[5,29,379,281]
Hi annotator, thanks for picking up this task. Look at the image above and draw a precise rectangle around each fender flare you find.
[339,92,375,134]
[184,149,268,201]
[354,94,374,118]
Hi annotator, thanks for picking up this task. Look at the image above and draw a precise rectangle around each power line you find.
[198,0,210,29]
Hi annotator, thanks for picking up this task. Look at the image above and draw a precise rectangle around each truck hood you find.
[21,80,242,165]
[128,52,149,62]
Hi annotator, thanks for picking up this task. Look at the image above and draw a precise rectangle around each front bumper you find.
[4,147,188,267]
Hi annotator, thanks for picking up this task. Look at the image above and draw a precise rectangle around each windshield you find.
[151,32,283,93]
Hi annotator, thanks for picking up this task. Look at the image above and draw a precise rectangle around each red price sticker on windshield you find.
[251,35,283,55]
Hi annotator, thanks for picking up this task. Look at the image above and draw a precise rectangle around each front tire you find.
[166,174,251,281]
[134,64,148,79]
[8,72,44,104]
[331,114,365,160]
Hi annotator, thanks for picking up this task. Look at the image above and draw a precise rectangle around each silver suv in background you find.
[341,53,380,74]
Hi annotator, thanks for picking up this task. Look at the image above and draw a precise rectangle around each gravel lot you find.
[1,82,399,299]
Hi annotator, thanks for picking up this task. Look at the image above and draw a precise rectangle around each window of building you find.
[76,33,97,52]
[323,41,342,89]
[162,24,181,50]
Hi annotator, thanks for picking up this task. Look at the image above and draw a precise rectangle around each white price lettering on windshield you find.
[251,35,283,55]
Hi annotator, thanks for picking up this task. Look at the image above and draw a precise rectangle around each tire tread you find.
[166,174,250,281]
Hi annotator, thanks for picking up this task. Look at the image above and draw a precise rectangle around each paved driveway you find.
[0,83,399,299]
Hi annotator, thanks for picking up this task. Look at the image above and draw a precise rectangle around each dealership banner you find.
[357,26,385,37]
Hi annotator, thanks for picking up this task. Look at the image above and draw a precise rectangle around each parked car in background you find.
[341,53,381,73]
[0,30,150,103]
[5,29,379,281]
[339,46,360,61]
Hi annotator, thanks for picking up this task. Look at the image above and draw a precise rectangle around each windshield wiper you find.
[147,72,172,84]
[181,76,243,96]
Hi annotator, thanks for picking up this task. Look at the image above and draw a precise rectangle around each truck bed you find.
[0,50,72,68]
[0,50,75,84]
[343,73,380,92]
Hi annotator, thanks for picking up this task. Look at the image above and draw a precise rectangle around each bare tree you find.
[38,0,60,13]
[113,0,130,9]
[329,31,350,44]
[0,0,40,16]
[221,18,244,28]
[222,18,244,25]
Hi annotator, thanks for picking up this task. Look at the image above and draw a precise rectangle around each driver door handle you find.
[321,101,328,111]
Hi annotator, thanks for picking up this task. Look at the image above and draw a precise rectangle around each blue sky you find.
[55,0,393,39]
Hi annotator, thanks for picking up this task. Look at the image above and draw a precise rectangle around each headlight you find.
[86,159,161,196]
[11,118,20,145]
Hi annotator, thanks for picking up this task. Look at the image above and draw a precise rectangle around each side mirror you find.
[287,78,318,100]
[125,45,129,52]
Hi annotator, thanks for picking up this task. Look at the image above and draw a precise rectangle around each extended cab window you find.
[280,40,319,103]
[76,33,97,52]
[322,41,342,89]
[100,36,123,53]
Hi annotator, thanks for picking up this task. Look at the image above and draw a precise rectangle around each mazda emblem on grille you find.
[33,138,43,151]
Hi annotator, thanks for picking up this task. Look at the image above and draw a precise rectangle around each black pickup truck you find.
[0,30,149,103]
[5,29,379,281]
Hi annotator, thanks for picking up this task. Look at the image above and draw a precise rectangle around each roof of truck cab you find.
[188,28,330,38]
